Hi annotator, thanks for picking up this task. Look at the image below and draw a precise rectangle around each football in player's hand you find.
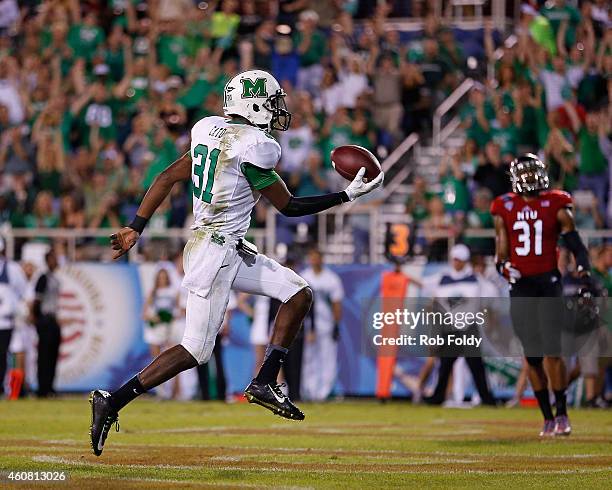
[331,145,382,182]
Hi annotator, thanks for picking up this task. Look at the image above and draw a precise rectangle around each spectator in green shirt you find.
[591,245,612,296]
[41,21,74,77]
[179,47,221,111]
[319,108,354,168]
[521,4,557,55]
[460,85,496,150]
[543,110,578,191]
[465,188,495,256]
[100,25,128,82]
[157,21,190,77]
[405,176,434,223]
[210,0,240,49]
[295,10,327,95]
[439,152,470,215]
[24,191,59,231]
[513,81,546,152]
[438,27,466,73]
[541,0,581,48]
[67,12,105,61]
[70,83,117,146]
[490,107,519,160]
[143,126,179,188]
[112,56,150,116]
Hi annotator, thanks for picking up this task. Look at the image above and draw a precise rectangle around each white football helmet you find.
[223,70,291,131]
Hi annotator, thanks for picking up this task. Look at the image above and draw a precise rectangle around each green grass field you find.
[0,398,611,488]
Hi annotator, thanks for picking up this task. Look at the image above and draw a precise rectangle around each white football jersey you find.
[189,116,281,238]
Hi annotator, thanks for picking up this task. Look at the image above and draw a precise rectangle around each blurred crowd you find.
[407,1,611,261]
[0,0,609,262]
[0,0,486,259]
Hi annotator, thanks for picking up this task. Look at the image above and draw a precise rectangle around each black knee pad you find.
[526,356,543,367]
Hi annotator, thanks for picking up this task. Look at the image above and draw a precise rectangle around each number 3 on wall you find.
[192,143,220,203]
[513,219,542,256]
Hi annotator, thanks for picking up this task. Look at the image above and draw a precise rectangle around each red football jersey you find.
[490,190,573,277]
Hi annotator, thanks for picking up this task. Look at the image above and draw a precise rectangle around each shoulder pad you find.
[543,189,573,206]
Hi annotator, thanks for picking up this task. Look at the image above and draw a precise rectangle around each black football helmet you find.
[509,154,549,195]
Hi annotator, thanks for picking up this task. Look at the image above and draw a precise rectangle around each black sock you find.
[109,375,146,412]
[554,389,567,417]
[534,389,554,421]
[255,345,288,384]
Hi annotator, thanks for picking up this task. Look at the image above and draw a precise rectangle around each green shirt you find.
[578,128,607,175]
[38,170,63,197]
[158,34,189,76]
[542,4,581,46]
[491,124,518,157]
[461,101,496,148]
[241,163,280,190]
[529,15,556,55]
[439,43,465,72]
[516,106,540,150]
[440,174,470,212]
[293,30,327,67]
[77,102,117,145]
[320,124,353,168]
[178,76,212,109]
[210,12,240,46]
[592,268,612,296]
[143,138,178,188]
[406,191,434,222]
[121,76,149,114]
[465,209,494,251]
[24,214,59,229]
[68,24,105,60]
[103,47,125,82]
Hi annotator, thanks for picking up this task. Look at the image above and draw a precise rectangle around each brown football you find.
[331,145,382,181]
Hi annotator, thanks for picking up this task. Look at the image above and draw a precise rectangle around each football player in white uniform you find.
[90,70,383,455]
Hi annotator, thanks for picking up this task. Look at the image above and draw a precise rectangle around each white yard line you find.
[31,455,612,476]
[20,441,611,461]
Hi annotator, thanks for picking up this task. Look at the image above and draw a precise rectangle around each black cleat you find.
[89,390,119,456]
[244,379,305,421]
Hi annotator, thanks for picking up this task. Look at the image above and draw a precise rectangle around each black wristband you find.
[280,192,348,217]
[561,230,590,271]
[495,261,505,276]
[128,215,148,234]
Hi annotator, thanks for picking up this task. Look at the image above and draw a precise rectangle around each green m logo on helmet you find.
[240,78,268,99]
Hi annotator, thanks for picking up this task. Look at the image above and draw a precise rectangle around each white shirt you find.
[0,0,19,29]
[539,70,570,112]
[0,79,24,124]
[278,124,314,173]
[422,265,494,322]
[0,258,28,330]
[566,65,585,89]
[338,71,369,109]
[301,267,344,332]
[318,83,345,115]
[190,116,281,238]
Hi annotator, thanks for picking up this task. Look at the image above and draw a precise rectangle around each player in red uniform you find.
[491,154,591,437]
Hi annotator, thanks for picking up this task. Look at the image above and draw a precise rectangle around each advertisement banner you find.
[55,263,149,391]
[46,261,577,399]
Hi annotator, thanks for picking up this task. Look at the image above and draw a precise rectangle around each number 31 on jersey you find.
[192,143,220,203]
[513,219,542,256]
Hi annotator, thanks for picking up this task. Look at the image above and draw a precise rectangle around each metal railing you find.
[433,77,475,148]
[3,223,610,265]
[2,227,269,262]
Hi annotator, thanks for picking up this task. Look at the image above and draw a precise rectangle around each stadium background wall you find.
[28,262,526,398]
